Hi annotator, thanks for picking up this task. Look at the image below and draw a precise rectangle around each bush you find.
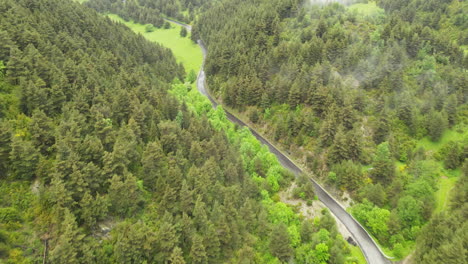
[393,243,404,258]
[180,27,188,37]
[249,109,260,123]
[145,24,154,33]
[186,69,197,83]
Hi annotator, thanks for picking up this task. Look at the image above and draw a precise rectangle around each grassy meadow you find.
[107,14,203,74]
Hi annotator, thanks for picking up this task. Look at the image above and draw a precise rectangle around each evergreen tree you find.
[370,142,395,185]
[190,233,207,264]
[180,27,188,37]
[29,110,55,154]
[427,110,447,142]
[328,127,349,164]
[156,215,179,262]
[49,209,82,264]
[169,247,186,264]
[9,136,39,180]
[0,122,11,178]
[269,223,293,262]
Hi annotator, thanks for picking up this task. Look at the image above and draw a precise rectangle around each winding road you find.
[167,18,392,264]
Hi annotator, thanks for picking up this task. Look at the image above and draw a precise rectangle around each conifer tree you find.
[269,223,293,262]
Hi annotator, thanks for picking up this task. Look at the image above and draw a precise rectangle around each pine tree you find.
[269,223,293,262]
[238,245,256,264]
[6,46,25,85]
[79,192,108,229]
[169,247,186,264]
[156,216,179,262]
[141,140,167,190]
[29,109,55,154]
[328,127,349,164]
[373,114,389,144]
[108,173,142,217]
[193,197,208,231]
[49,209,82,264]
[288,81,302,108]
[190,234,207,264]
[370,142,395,185]
[427,110,447,142]
[9,136,39,180]
[79,135,104,165]
[443,94,457,127]
[0,122,11,178]
[204,223,221,262]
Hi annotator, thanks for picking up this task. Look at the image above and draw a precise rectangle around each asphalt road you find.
[166,18,392,264]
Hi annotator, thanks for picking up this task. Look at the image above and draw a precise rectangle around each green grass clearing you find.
[416,127,468,152]
[348,1,385,17]
[107,14,203,74]
[435,176,457,213]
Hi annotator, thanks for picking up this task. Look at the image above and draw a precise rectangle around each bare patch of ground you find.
[31,179,40,195]
[279,183,353,240]
[94,219,117,239]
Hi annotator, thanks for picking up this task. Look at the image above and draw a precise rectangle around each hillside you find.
[192,0,467,260]
[0,0,357,263]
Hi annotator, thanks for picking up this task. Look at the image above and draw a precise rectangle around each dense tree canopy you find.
[192,0,468,258]
[0,0,356,263]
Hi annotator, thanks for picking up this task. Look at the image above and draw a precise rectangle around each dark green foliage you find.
[427,110,447,142]
[331,160,364,192]
[269,223,293,262]
[370,142,395,185]
[0,0,465,261]
[180,27,188,37]
[9,136,39,180]
[0,122,11,179]
[0,2,355,262]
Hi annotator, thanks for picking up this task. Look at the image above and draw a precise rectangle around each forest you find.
[0,0,359,263]
[192,0,467,261]
[0,0,467,263]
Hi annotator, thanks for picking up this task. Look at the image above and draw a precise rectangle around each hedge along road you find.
[165,18,393,264]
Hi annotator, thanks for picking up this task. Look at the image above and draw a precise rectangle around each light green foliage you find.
[145,24,155,33]
[348,2,385,18]
[393,243,404,258]
[397,196,422,229]
[264,199,297,226]
[313,243,330,264]
[186,69,197,83]
[287,224,301,247]
[351,200,390,242]
[435,176,457,213]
